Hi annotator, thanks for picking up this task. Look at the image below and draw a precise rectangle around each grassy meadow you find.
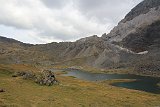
[0,64,160,107]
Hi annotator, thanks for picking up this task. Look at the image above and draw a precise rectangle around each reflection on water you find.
[63,70,160,94]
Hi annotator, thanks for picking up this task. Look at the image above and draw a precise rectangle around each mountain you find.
[0,0,160,76]
[102,0,160,52]
[102,0,160,75]
[0,35,105,66]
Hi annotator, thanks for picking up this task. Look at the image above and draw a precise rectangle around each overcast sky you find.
[0,0,143,44]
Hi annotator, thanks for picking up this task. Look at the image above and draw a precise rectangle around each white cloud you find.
[0,0,142,44]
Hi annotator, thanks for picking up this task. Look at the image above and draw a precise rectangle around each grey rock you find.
[12,71,35,80]
[12,71,27,77]
[35,70,58,86]
[22,72,35,80]
[121,0,160,23]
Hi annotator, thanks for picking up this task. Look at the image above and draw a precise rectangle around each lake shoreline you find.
[50,67,160,78]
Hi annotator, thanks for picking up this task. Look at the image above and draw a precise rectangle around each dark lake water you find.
[52,69,160,94]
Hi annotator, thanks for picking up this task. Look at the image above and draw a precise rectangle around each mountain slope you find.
[0,0,160,76]
[102,0,160,75]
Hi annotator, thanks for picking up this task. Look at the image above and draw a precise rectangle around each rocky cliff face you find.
[61,35,105,59]
[121,0,160,23]
[102,0,160,52]
[101,0,160,75]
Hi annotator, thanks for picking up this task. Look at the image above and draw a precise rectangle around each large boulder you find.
[35,70,58,86]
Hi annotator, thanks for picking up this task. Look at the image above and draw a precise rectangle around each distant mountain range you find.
[0,0,160,76]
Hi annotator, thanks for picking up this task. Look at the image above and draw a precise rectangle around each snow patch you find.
[114,45,148,55]
[137,51,148,55]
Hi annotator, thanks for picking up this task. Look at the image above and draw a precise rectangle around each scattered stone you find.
[22,72,35,80]
[0,89,5,93]
[12,71,35,80]
[12,71,26,77]
[67,66,83,70]
[12,74,18,77]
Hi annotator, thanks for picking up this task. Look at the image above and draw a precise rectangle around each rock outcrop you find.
[35,70,58,86]
[12,70,58,86]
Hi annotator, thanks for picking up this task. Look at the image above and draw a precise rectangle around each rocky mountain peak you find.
[76,35,99,43]
[102,0,160,53]
[121,0,160,23]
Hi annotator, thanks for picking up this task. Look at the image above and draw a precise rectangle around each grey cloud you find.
[40,0,69,9]
[75,0,143,24]
[0,0,143,43]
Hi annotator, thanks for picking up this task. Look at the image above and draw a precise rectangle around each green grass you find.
[0,65,160,107]
[0,68,13,77]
